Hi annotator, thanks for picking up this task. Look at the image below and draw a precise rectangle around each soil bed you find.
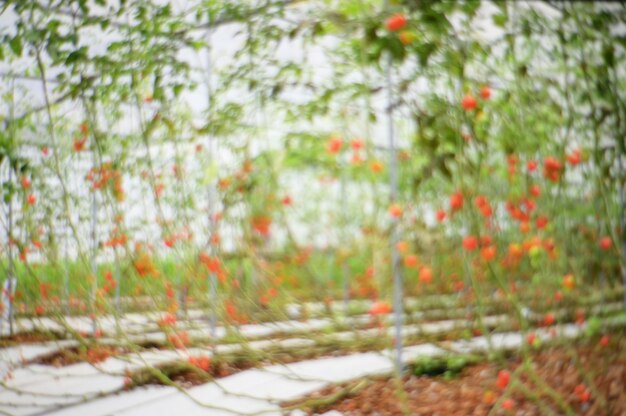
[289,334,626,416]
[0,331,63,347]
[32,345,127,367]
[129,356,258,389]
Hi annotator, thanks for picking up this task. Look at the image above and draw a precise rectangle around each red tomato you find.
[419,266,433,284]
[388,203,403,218]
[326,136,342,154]
[566,149,582,166]
[385,13,407,31]
[530,184,541,197]
[73,137,87,152]
[543,156,562,182]
[450,191,464,211]
[369,301,392,315]
[480,204,493,218]
[479,86,491,100]
[461,94,477,111]
[404,254,418,268]
[599,236,612,251]
[396,241,409,253]
[535,216,549,229]
[519,222,530,233]
[562,274,575,290]
[474,195,487,208]
[370,160,384,173]
[502,399,515,410]
[496,370,510,390]
[350,138,364,150]
[480,245,497,261]
[463,236,478,251]
[599,335,610,347]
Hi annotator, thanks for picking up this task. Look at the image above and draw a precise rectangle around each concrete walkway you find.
[1,301,623,416]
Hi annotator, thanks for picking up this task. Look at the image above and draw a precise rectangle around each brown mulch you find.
[129,356,258,389]
[293,334,626,416]
[33,345,126,367]
[0,331,61,346]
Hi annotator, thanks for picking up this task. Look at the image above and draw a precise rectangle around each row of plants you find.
[0,0,625,411]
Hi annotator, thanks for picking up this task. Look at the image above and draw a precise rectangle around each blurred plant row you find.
[0,0,624,321]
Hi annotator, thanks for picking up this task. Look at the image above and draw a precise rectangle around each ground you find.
[303,336,626,416]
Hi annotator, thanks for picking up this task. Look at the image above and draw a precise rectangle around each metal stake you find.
[618,149,626,309]
[63,163,70,316]
[383,0,403,375]
[206,18,218,341]
[7,167,15,336]
[90,151,98,336]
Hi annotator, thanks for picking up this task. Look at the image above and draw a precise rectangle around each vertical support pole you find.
[63,164,70,316]
[114,245,121,311]
[341,260,350,315]
[209,254,218,340]
[339,143,350,316]
[176,265,184,319]
[206,18,218,341]
[64,216,70,315]
[383,1,403,375]
[618,150,626,309]
[90,150,98,336]
[7,167,15,336]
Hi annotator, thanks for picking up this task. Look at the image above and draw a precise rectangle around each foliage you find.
[0,1,625,411]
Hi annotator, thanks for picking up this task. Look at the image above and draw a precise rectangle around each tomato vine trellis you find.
[0,1,625,399]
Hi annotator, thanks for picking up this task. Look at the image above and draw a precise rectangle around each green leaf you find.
[65,47,88,65]
[47,20,61,32]
[462,1,481,17]
[493,13,507,28]
[585,317,602,337]
[416,42,437,67]
[108,41,124,53]
[9,35,22,56]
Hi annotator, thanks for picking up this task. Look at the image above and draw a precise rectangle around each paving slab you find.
[1,341,76,366]
[0,389,81,409]
[44,386,177,416]
[6,363,102,389]
[0,404,53,416]
[116,386,280,416]
[216,369,326,401]
[266,352,394,384]
[393,343,447,363]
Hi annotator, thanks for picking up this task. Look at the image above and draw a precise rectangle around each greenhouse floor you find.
[0,299,624,416]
